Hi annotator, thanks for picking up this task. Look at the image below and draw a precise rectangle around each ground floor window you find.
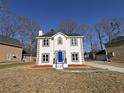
[42,53,49,63]
[71,52,79,62]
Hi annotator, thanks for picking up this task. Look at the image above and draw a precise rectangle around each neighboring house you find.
[22,49,36,62]
[0,35,22,62]
[95,50,107,61]
[105,36,124,63]
[36,31,84,69]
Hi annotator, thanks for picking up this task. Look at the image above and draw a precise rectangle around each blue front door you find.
[58,51,63,62]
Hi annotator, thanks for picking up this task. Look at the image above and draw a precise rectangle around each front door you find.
[58,51,63,62]
[56,51,63,69]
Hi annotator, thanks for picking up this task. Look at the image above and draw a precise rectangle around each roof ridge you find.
[0,35,22,47]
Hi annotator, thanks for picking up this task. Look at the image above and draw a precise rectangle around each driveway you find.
[85,61,124,73]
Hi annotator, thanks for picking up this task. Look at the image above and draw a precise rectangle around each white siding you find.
[66,38,83,64]
[37,39,54,65]
[36,33,84,67]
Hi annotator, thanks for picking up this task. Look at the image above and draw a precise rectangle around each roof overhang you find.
[0,42,22,48]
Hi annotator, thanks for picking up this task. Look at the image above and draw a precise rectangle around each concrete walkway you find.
[84,62,124,73]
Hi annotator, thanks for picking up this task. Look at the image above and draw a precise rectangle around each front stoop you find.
[56,63,64,69]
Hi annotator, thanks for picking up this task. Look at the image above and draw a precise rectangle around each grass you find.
[65,66,99,70]
[0,64,123,93]
[0,62,33,69]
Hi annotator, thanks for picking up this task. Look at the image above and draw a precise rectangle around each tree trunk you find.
[98,33,103,50]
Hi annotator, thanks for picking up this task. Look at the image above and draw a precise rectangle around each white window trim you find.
[58,37,63,45]
[71,38,78,46]
[71,52,79,62]
[42,53,50,63]
[42,39,49,47]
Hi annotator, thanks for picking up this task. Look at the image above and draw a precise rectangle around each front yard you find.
[0,63,123,93]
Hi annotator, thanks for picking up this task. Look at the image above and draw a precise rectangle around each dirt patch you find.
[0,62,33,69]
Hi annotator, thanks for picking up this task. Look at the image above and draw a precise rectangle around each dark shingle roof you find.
[95,50,106,55]
[105,36,124,47]
[40,32,81,37]
[0,35,22,48]
[109,36,124,43]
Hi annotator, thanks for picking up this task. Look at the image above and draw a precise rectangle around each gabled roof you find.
[0,35,22,48]
[37,31,82,38]
[105,36,124,47]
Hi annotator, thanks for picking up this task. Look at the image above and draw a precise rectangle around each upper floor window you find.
[58,37,63,45]
[42,39,49,47]
[71,38,78,46]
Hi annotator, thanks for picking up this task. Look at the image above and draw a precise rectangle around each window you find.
[71,38,78,46]
[42,39,49,47]
[58,37,63,44]
[42,53,49,63]
[71,53,79,62]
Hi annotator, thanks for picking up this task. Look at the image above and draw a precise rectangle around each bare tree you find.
[95,17,124,48]
[0,0,17,38]
[16,16,41,56]
[103,18,123,43]
[76,24,89,36]
[56,20,89,36]
[57,20,78,34]
[92,41,101,52]
[95,23,104,50]
[87,31,93,50]
[0,0,9,11]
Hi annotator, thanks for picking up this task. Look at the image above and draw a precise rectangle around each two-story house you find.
[36,30,84,69]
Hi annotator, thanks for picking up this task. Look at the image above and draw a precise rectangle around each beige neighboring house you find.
[0,35,23,62]
[105,36,124,63]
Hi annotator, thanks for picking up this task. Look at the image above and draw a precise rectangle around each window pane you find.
[44,40,45,42]
[58,37,62,44]
[43,56,45,61]
[46,55,48,58]
[72,54,74,58]
[75,54,77,57]
[46,58,48,61]
[43,55,45,58]
[71,38,77,46]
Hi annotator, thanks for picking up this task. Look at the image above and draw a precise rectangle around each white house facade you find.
[36,31,84,69]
